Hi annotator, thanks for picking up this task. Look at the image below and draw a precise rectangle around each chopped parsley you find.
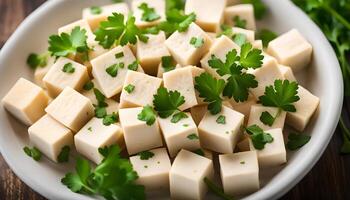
[138,3,161,22]
[124,84,135,94]
[138,151,155,160]
[88,127,92,131]
[57,146,70,163]
[216,115,226,124]
[240,161,245,164]
[62,63,75,73]
[90,6,102,15]
[128,60,139,71]
[232,33,247,47]
[106,63,124,77]
[138,105,156,125]
[161,56,176,72]
[171,112,188,123]
[23,146,42,161]
[26,52,48,69]
[103,112,118,126]
[233,16,247,29]
[93,88,108,107]
[286,133,311,151]
[193,149,205,156]
[190,37,204,48]
[95,107,107,118]
[257,29,278,47]
[115,52,124,59]
[245,124,274,150]
[157,10,196,36]
[187,133,199,140]
[83,81,94,91]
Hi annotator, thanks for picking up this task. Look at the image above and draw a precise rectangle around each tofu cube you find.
[247,104,287,131]
[267,29,313,72]
[198,106,244,153]
[91,45,143,98]
[232,27,255,42]
[286,86,320,131]
[185,0,226,32]
[137,32,170,76]
[130,148,171,190]
[190,105,207,125]
[249,128,286,167]
[82,89,119,114]
[82,3,129,31]
[252,40,263,50]
[45,87,94,132]
[279,64,297,82]
[74,117,123,164]
[163,67,198,110]
[43,57,89,97]
[165,23,212,66]
[224,4,256,30]
[132,0,166,28]
[201,35,240,79]
[2,78,50,125]
[157,63,181,78]
[236,137,250,152]
[34,56,55,88]
[229,96,257,124]
[119,107,163,155]
[28,114,73,162]
[158,112,200,157]
[219,151,259,196]
[170,149,214,200]
[119,71,162,108]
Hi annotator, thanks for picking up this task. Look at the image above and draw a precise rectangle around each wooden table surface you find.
[1,0,350,199]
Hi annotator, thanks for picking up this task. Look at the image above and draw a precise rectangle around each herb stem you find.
[322,4,350,30]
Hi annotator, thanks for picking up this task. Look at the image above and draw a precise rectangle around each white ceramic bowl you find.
[0,0,343,199]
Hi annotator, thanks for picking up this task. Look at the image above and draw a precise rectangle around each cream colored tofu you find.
[279,64,297,82]
[248,54,284,98]
[157,63,181,78]
[45,87,94,132]
[130,148,171,191]
[165,23,212,66]
[193,148,213,160]
[28,114,73,162]
[119,70,162,108]
[286,86,320,131]
[74,117,123,164]
[224,4,256,30]
[43,57,89,98]
[2,78,49,126]
[219,151,259,196]
[158,112,200,157]
[119,107,163,155]
[232,27,255,42]
[200,35,240,79]
[267,29,313,72]
[170,149,214,200]
[190,105,207,125]
[185,0,226,32]
[249,128,287,167]
[137,32,170,76]
[237,137,250,152]
[198,106,244,153]
[163,67,198,110]
[91,45,143,98]
[82,3,129,31]
[229,96,257,124]
[206,32,217,40]
[34,56,55,88]
[247,104,287,131]
[252,40,263,50]
[132,0,166,28]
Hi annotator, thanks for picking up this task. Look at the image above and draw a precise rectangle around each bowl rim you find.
[0,0,344,200]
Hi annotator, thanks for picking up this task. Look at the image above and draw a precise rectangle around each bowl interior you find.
[0,0,343,199]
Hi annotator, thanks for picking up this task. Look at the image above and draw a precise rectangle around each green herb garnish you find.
[90,6,102,15]
[124,84,135,94]
[138,151,155,160]
[57,146,70,163]
[286,133,311,150]
[139,3,161,22]
[62,63,75,73]
[245,124,274,150]
[23,146,42,161]
[216,115,226,124]
[138,105,156,125]
[190,37,204,48]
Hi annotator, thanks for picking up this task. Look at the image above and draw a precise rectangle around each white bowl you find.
[0,0,343,199]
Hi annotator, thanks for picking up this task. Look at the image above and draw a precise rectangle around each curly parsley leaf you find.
[26,53,49,69]
[233,16,247,28]
[57,146,70,163]
[286,133,311,151]
[194,73,225,114]
[138,151,155,160]
[153,87,185,118]
[246,125,274,150]
[138,105,156,125]
[139,3,161,22]
[257,29,278,47]
[23,146,42,161]
[240,43,264,69]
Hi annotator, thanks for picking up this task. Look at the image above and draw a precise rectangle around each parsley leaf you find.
[95,107,107,118]
[23,146,42,161]
[138,151,155,160]
[139,3,161,22]
[232,33,247,47]
[190,37,204,48]
[115,51,124,58]
[128,60,139,71]
[259,79,300,112]
[216,115,226,124]
[194,73,225,115]
[245,125,274,150]
[204,177,234,200]
[257,29,278,47]
[26,53,48,69]
[241,0,267,19]
[153,87,185,118]
[240,43,264,69]
[187,133,199,140]
[93,88,108,107]
[161,56,176,72]
[138,105,156,125]
[57,146,70,163]
[233,16,247,28]
[90,6,102,15]
[124,84,135,94]
[166,0,185,10]
[171,112,188,123]
[157,10,196,36]
[286,133,311,150]
[62,63,75,73]
[192,149,205,156]
[260,111,275,126]
[103,112,118,126]
[83,81,94,91]
[105,63,124,77]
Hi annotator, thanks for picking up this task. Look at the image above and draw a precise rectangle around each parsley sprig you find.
[26,52,49,69]
[138,105,157,125]
[245,125,274,150]
[138,3,161,22]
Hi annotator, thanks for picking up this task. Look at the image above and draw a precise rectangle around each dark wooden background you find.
[0,0,349,199]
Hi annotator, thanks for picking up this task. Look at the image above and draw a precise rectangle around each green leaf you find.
[166,0,185,10]
[138,105,156,125]
[115,51,124,59]
[62,63,75,73]
[232,33,247,47]
[240,43,264,69]
[138,151,155,160]
[90,6,102,15]
[286,133,311,150]
[241,0,267,19]
[124,84,135,94]
[26,53,48,69]
[153,87,185,118]
[258,29,278,47]
[57,146,70,163]
[103,112,118,126]
[158,11,196,36]
[139,3,161,22]
[232,16,247,28]
[204,177,234,200]
[161,56,176,72]
[260,111,275,126]
[128,60,139,71]
[192,149,205,156]
[190,37,204,48]
[259,79,300,112]
[187,133,199,140]
[245,125,274,150]
[216,115,226,124]
[171,112,188,123]
[93,88,107,107]
[105,63,124,77]
[23,146,42,161]
[83,81,94,91]
[95,107,107,118]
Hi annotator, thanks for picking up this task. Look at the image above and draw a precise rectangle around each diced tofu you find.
[130,148,171,190]
[267,29,313,72]
[34,56,55,88]
[229,96,257,124]
[206,32,217,40]
[252,40,263,50]
[157,63,181,78]
[91,45,143,98]
[193,148,214,160]
[158,112,200,157]
[236,137,250,152]
[224,4,256,30]
[249,128,286,167]
[119,107,163,155]
[2,78,49,125]
[28,114,73,162]
[279,64,297,82]
[137,32,170,76]
[247,104,286,131]
[190,105,207,125]
[248,54,284,98]
[286,86,320,131]
[185,0,226,32]
[43,57,89,97]
[119,70,162,108]
[232,27,255,42]
[132,0,166,28]
[74,117,123,164]
[45,87,94,132]
[165,23,212,66]
[219,151,259,196]
[170,149,214,200]
[82,3,129,31]
[201,35,240,79]
[163,67,198,110]
[198,106,244,153]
